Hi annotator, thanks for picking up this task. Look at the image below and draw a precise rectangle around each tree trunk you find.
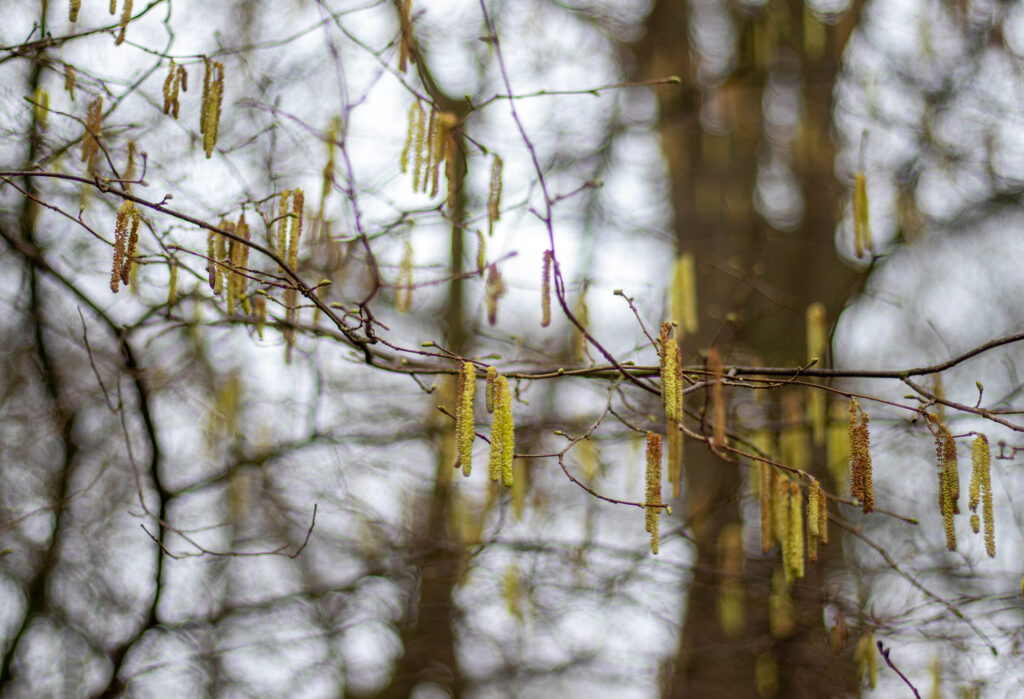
[638,1,864,696]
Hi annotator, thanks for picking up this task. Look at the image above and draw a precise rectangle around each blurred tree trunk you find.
[638,1,863,696]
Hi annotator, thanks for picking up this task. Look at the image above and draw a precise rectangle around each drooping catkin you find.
[708,347,727,449]
[162,60,183,118]
[488,155,502,236]
[671,252,698,337]
[784,481,805,582]
[400,102,420,176]
[848,398,874,513]
[485,264,506,325]
[806,302,827,445]
[395,240,414,313]
[571,290,589,363]
[109,0,116,14]
[970,434,994,557]
[485,366,497,414]
[645,432,663,555]
[488,375,515,487]
[662,330,684,497]
[541,250,552,327]
[853,171,873,259]
[64,64,76,100]
[288,189,304,270]
[69,0,81,22]
[253,294,267,339]
[454,362,476,476]
[276,190,291,269]
[82,96,103,171]
[115,0,133,45]
[854,631,878,689]
[110,201,140,292]
[472,230,485,275]
[206,230,217,289]
[200,58,225,158]
[31,87,48,131]
[397,0,413,72]
[167,259,177,306]
[935,421,959,551]
[759,461,773,553]
[772,473,789,560]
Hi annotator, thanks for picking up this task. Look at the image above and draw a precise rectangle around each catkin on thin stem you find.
[541,250,552,327]
[645,432,663,555]
[455,362,476,476]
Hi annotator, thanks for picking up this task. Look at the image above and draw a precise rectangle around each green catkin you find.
[253,295,267,339]
[167,260,178,306]
[853,171,873,258]
[485,366,497,413]
[455,362,476,476]
[971,434,995,557]
[785,481,805,582]
[645,432,663,555]
[541,250,552,327]
[854,631,878,689]
[807,479,820,562]
[671,252,698,337]
[488,155,502,236]
[400,102,418,174]
[200,58,224,158]
[488,375,514,487]
[662,337,681,422]
[936,421,959,551]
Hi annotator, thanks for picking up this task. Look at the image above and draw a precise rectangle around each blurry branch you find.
[139,504,317,559]
[876,641,923,698]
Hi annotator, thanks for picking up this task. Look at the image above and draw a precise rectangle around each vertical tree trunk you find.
[638,1,863,696]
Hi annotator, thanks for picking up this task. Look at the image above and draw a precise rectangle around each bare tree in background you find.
[1,2,1024,698]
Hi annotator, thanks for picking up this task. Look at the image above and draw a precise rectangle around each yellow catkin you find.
[785,481,804,582]
[123,141,136,194]
[213,229,226,296]
[69,0,81,22]
[206,231,217,289]
[110,203,129,293]
[645,432,663,555]
[236,213,250,298]
[571,290,588,363]
[807,479,820,562]
[475,229,486,275]
[485,366,497,413]
[759,462,773,553]
[854,631,878,689]
[502,564,523,622]
[488,154,502,236]
[411,103,427,192]
[487,375,515,487]
[118,202,141,288]
[662,338,681,421]
[853,171,873,259]
[276,190,291,269]
[512,459,526,520]
[971,434,995,558]
[115,0,132,45]
[82,96,103,170]
[33,88,49,130]
[64,64,76,100]
[667,416,682,499]
[109,0,116,14]
[848,399,874,513]
[541,250,552,328]
[162,60,182,117]
[485,264,506,326]
[455,362,476,476]
[708,347,727,449]
[200,58,225,158]
[288,189,304,270]
[253,295,267,339]
[424,109,438,195]
[397,0,413,73]
[395,240,413,313]
[671,252,698,337]
[806,302,827,445]
[936,422,958,551]
[167,259,177,306]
